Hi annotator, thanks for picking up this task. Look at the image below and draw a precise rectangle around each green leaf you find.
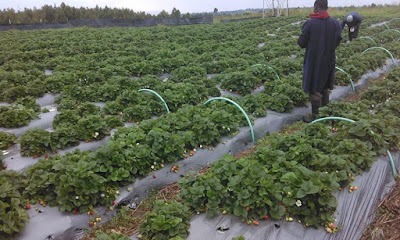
[233,205,247,218]
[300,181,320,195]
[269,205,286,219]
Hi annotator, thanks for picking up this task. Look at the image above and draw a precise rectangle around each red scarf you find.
[309,11,329,19]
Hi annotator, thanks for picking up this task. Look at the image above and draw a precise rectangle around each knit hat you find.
[314,0,328,10]
[347,15,353,22]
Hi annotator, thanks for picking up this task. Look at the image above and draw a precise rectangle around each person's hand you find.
[350,27,355,32]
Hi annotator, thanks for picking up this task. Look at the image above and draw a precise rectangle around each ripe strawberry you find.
[328,223,335,230]
[112,201,116,206]
[72,208,78,215]
[88,210,95,215]
[25,203,31,210]
[253,220,259,226]
[263,215,269,220]
[88,221,95,227]
[245,207,250,211]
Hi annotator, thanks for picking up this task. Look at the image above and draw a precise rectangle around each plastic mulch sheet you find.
[5,59,399,240]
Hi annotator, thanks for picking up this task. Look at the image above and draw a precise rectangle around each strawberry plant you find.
[25,150,120,212]
[139,200,190,240]
[217,71,262,95]
[2,86,29,103]
[0,171,29,238]
[19,128,52,157]
[49,126,80,150]
[0,131,17,150]
[169,65,207,82]
[76,115,109,141]
[0,105,38,128]
[14,96,41,113]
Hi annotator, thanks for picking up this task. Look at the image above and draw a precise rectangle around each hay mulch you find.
[360,177,400,240]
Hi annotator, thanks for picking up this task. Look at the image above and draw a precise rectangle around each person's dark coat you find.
[298,16,342,94]
[342,12,362,41]
[341,12,362,29]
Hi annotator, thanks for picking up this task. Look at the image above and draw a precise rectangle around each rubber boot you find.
[321,90,330,106]
[303,93,321,123]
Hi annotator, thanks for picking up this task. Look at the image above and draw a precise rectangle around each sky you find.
[1,0,399,13]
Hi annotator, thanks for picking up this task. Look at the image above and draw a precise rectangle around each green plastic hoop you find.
[138,88,170,113]
[251,64,281,81]
[335,67,355,92]
[204,97,255,144]
[358,36,377,45]
[362,47,396,65]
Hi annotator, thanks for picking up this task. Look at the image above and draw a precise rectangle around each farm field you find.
[0,5,400,240]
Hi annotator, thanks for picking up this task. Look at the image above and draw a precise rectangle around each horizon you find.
[1,0,400,14]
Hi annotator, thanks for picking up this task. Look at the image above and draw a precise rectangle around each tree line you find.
[0,3,189,25]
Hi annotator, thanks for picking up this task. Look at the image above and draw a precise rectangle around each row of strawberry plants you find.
[18,102,123,157]
[178,66,400,231]
[22,104,245,212]
[13,67,309,156]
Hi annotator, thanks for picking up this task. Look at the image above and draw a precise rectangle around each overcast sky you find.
[1,0,399,13]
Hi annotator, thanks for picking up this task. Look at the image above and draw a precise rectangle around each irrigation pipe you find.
[204,97,255,144]
[138,88,170,113]
[251,64,281,81]
[310,116,356,124]
[335,67,355,92]
[383,23,390,29]
[388,18,400,24]
[359,36,377,45]
[310,117,398,177]
[382,29,400,36]
[362,47,397,65]
[386,150,397,177]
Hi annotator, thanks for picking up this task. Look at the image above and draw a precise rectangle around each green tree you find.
[171,7,181,18]
[157,10,169,18]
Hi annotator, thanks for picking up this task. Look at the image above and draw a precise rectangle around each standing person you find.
[342,12,362,41]
[298,0,342,122]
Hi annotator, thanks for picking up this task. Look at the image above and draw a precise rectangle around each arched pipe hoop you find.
[335,67,355,92]
[359,36,377,45]
[204,97,255,144]
[138,88,170,113]
[388,18,400,24]
[382,29,400,35]
[362,47,396,65]
[310,116,397,177]
[251,64,281,81]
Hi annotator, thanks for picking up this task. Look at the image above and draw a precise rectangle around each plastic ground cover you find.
[3,59,398,240]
